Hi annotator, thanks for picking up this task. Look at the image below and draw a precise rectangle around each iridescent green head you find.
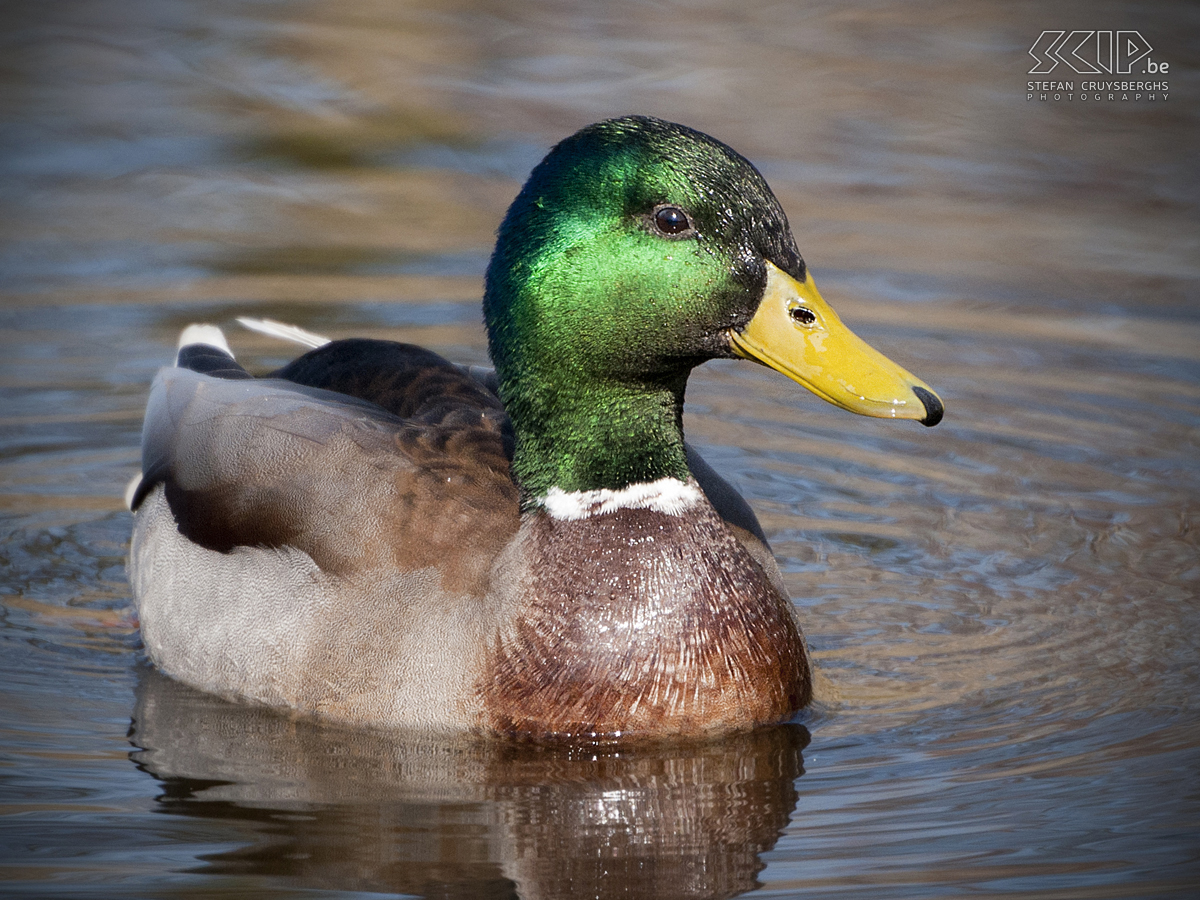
[484,116,942,504]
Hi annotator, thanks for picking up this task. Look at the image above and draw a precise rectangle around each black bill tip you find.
[913,386,944,427]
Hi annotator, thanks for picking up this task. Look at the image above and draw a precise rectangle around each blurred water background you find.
[2,0,1198,897]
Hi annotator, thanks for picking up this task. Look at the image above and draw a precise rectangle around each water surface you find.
[2,1,1198,897]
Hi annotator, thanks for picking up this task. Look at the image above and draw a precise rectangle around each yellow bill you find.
[729,262,943,426]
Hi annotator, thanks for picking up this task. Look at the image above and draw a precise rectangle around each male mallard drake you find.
[128,116,942,742]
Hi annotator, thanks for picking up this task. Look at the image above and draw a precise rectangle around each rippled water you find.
[2,0,1198,897]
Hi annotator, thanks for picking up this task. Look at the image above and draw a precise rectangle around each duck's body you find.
[130,340,806,736]
[128,117,942,741]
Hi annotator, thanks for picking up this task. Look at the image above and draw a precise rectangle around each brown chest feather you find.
[484,504,811,740]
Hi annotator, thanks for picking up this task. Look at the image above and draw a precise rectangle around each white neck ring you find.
[540,477,703,521]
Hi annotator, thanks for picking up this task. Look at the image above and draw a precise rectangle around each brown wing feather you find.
[276,339,506,424]
[142,364,518,597]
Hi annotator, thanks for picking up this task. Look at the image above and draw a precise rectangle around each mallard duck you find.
[127,115,942,742]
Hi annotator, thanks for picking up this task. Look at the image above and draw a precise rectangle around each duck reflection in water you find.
[129,665,809,900]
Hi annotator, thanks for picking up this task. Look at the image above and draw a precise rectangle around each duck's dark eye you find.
[789,306,816,326]
[653,205,692,236]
